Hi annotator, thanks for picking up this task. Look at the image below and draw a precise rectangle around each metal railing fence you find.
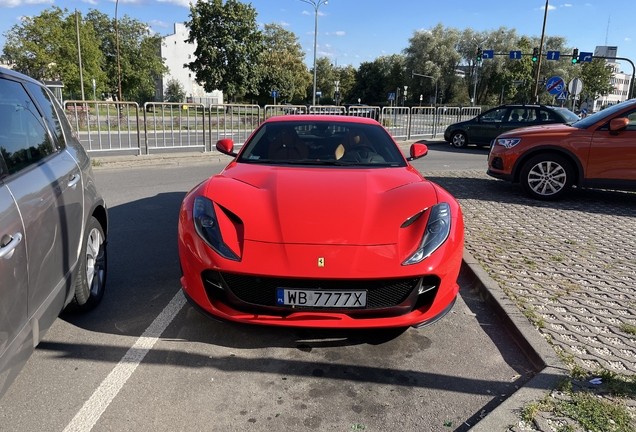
[63,102,483,153]
[208,104,261,148]
[143,102,206,154]
[64,101,142,154]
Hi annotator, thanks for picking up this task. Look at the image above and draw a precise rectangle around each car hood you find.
[497,122,576,138]
[203,163,439,245]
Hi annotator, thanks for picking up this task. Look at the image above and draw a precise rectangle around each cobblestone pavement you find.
[424,169,636,376]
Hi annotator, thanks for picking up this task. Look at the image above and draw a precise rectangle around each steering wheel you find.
[342,145,385,163]
[345,145,375,154]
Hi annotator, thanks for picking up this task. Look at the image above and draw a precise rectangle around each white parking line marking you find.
[63,290,186,432]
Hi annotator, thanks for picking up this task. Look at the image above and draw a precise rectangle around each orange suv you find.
[488,99,636,200]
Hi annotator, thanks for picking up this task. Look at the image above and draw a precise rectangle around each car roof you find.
[0,66,45,87]
[264,115,379,125]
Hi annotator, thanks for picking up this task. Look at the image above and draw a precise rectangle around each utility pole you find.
[75,10,85,101]
[533,0,549,102]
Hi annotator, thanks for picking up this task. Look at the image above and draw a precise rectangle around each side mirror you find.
[216,138,237,156]
[609,118,629,135]
[407,143,428,161]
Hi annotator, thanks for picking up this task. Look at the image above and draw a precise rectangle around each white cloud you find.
[0,0,53,6]
[325,31,345,36]
[626,37,632,41]
[82,0,98,4]
[541,5,557,10]
[302,10,310,15]
[155,0,190,7]
[280,21,290,27]
[149,20,171,28]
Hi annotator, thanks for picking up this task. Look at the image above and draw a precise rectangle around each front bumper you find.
[486,169,513,182]
[178,238,463,329]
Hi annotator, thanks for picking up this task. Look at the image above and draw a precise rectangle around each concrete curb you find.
[461,250,569,430]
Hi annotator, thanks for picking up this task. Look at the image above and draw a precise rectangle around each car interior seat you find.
[335,129,372,160]
[268,127,308,160]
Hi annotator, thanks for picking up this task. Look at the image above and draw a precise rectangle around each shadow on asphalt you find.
[52,190,540,431]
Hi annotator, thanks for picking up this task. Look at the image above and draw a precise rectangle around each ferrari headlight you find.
[402,202,451,266]
[193,196,240,261]
[496,138,521,149]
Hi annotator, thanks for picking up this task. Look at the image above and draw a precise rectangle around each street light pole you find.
[300,0,328,107]
[115,0,123,104]
[470,37,486,106]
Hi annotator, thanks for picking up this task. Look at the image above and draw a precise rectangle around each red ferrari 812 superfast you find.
[178,115,464,329]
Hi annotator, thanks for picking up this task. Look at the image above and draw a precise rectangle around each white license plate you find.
[276,288,367,308]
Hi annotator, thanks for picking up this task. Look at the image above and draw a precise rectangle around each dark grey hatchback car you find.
[444,104,580,148]
[0,68,108,398]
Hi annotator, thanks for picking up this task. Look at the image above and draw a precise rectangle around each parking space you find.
[0,161,533,432]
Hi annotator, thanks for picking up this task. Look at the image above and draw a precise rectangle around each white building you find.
[587,46,632,112]
[157,23,223,104]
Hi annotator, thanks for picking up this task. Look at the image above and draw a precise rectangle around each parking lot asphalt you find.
[91,142,636,430]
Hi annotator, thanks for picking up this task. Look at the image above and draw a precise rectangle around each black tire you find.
[67,216,107,312]
[519,153,574,201]
[450,131,468,148]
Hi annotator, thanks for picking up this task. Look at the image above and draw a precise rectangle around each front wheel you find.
[450,131,468,148]
[519,154,574,201]
[66,216,107,312]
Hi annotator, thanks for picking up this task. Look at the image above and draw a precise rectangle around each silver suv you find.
[0,68,108,398]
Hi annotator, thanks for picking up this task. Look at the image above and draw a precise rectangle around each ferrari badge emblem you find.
[318,257,325,267]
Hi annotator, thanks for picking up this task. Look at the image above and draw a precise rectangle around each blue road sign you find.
[388,92,395,101]
[509,50,522,59]
[582,108,588,115]
[482,50,494,59]
[271,90,279,98]
[556,91,568,101]
[546,76,565,95]
[546,51,561,61]
[579,52,593,62]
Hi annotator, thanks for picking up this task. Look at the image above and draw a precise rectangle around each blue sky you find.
[0,0,634,72]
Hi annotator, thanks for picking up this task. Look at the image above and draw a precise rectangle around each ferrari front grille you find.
[218,273,422,309]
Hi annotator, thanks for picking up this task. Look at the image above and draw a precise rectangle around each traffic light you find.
[572,48,579,64]
[476,47,482,62]
[532,47,539,62]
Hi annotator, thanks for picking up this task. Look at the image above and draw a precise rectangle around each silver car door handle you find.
[68,174,80,189]
[0,232,23,259]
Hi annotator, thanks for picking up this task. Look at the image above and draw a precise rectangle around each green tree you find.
[3,7,106,99]
[164,78,186,102]
[349,54,405,105]
[404,23,461,105]
[185,0,264,101]
[85,10,167,104]
[312,57,336,104]
[334,64,356,104]
[252,23,310,105]
[576,58,614,102]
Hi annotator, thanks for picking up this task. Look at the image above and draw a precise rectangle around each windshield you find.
[238,121,406,167]
[550,107,580,123]
[572,100,635,129]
